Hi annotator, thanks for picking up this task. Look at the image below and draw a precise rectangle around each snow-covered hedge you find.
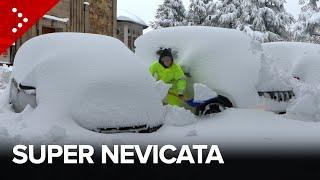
[287,82,320,122]
[135,26,262,108]
[12,33,165,130]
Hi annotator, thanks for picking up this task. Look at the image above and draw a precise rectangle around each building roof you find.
[117,10,148,29]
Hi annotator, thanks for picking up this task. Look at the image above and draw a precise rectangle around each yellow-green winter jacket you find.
[149,61,187,96]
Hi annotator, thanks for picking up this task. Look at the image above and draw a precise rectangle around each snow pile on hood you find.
[262,42,320,74]
[153,80,172,100]
[287,83,320,122]
[164,105,196,127]
[12,33,165,133]
[135,26,262,108]
[292,55,320,84]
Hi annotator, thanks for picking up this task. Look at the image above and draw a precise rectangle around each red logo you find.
[0,0,60,54]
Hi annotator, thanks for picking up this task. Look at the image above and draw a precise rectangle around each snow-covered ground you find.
[1,69,320,154]
[1,31,320,156]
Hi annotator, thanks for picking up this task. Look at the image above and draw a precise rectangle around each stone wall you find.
[88,0,117,36]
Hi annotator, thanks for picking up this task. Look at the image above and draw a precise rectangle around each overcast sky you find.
[118,0,301,27]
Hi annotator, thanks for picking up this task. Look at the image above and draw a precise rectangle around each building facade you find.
[0,0,117,64]
[117,11,148,51]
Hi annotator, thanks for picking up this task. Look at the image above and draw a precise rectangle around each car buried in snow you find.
[9,28,297,131]
[263,42,320,85]
[9,33,165,134]
[135,26,295,113]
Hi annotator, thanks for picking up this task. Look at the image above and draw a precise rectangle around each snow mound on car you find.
[13,33,165,130]
[135,26,262,108]
[287,84,320,122]
[263,42,320,74]
[292,55,320,84]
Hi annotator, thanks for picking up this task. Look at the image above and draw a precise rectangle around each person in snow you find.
[149,48,187,107]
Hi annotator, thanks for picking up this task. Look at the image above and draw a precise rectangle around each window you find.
[42,27,56,34]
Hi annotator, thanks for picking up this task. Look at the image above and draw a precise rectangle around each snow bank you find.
[287,83,320,122]
[135,26,262,108]
[262,42,320,74]
[164,105,197,127]
[292,55,320,84]
[12,33,165,131]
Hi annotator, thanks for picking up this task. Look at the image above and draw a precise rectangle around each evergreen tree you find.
[151,0,187,29]
[152,0,294,43]
[186,0,213,25]
[204,0,243,28]
[294,0,320,43]
[241,0,295,42]
[205,0,294,42]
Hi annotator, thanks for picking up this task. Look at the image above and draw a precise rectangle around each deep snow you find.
[135,26,262,108]
[12,33,165,130]
[1,63,320,154]
[0,32,320,155]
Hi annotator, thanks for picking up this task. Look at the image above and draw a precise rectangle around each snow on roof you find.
[43,15,69,23]
[117,9,148,28]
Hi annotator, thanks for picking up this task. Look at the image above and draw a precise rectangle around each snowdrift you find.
[135,26,262,108]
[287,83,320,122]
[12,33,165,131]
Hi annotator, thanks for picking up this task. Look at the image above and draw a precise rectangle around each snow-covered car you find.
[10,33,165,133]
[135,26,294,113]
[263,42,320,84]
[292,55,320,84]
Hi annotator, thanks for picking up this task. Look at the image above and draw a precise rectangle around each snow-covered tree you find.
[294,0,320,43]
[186,0,213,25]
[205,0,294,42]
[241,0,295,42]
[204,0,242,28]
[151,0,187,29]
